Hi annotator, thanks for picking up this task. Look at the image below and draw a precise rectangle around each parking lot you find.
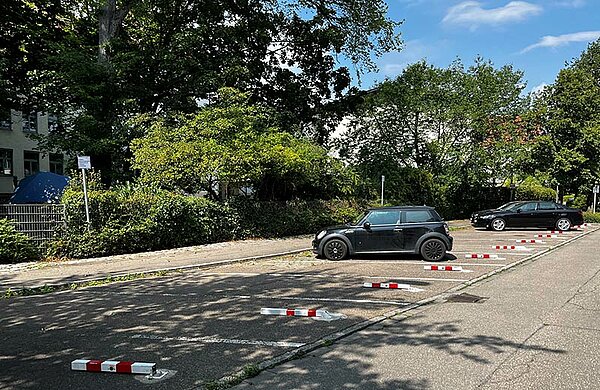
[0,225,596,389]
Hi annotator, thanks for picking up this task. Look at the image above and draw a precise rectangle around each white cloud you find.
[531,83,548,95]
[554,0,585,8]
[443,1,542,29]
[378,40,430,77]
[521,31,600,53]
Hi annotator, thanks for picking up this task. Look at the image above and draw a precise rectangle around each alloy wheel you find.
[324,239,347,260]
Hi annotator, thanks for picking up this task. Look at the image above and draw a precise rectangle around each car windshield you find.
[497,202,522,211]
[353,211,368,225]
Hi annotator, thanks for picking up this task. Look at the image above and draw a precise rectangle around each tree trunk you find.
[98,0,128,62]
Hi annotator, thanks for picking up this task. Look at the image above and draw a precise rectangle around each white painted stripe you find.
[197,272,470,282]
[131,334,305,348]
[232,294,410,306]
[451,251,531,256]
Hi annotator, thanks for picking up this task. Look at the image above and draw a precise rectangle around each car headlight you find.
[316,230,327,240]
[482,215,494,219]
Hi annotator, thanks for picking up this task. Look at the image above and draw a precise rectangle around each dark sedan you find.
[471,201,584,231]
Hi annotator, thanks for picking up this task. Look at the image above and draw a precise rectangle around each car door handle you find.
[394,228,403,232]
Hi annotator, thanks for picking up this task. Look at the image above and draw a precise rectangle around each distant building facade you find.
[0,109,65,201]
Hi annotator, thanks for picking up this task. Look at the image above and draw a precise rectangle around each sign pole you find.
[381,175,385,206]
[77,156,92,229]
[594,184,599,214]
[82,169,90,227]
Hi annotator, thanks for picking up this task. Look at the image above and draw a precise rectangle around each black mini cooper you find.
[312,206,453,262]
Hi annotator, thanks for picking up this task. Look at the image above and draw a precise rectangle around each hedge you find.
[48,186,365,259]
[0,218,38,263]
[583,212,600,223]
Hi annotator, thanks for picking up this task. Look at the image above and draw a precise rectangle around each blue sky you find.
[358,0,600,93]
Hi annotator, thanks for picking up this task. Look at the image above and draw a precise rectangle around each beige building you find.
[0,109,64,200]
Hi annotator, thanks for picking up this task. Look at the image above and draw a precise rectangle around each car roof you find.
[368,205,435,211]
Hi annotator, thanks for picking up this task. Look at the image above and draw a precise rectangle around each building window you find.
[0,109,11,131]
[1,149,13,175]
[24,151,39,176]
[50,153,64,175]
[48,115,59,133]
[23,112,38,133]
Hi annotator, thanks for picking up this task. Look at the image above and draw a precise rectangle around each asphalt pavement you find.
[0,224,597,390]
[236,228,600,390]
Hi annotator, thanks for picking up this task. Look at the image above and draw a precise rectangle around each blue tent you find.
[10,172,70,204]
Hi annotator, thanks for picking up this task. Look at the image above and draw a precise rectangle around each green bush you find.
[515,177,556,201]
[583,212,600,223]
[48,185,366,259]
[232,198,366,238]
[0,219,38,263]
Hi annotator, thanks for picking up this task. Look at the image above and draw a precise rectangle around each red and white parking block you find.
[260,308,325,317]
[363,282,411,289]
[516,239,544,244]
[492,245,528,250]
[260,308,347,321]
[547,231,564,234]
[465,254,499,259]
[573,224,592,229]
[71,359,156,375]
[536,234,558,238]
[424,265,463,272]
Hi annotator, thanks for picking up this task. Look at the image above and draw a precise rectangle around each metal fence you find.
[0,204,66,248]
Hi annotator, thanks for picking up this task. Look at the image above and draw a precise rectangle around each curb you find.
[211,226,599,389]
[3,248,312,293]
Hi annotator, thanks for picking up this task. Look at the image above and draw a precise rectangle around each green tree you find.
[335,59,528,213]
[531,39,600,200]
[20,0,401,182]
[130,88,356,200]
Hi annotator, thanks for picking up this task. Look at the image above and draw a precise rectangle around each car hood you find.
[474,209,502,216]
[323,224,351,232]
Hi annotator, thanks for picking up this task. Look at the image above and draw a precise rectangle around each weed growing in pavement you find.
[1,271,173,299]
[203,364,262,390]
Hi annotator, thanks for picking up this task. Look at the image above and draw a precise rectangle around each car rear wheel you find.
[420,238,446,262]
[556,218,571,231]
[323,238,348,261]
[490,218,506,231]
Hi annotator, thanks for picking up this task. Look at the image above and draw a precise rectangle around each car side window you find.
[366,210,401,225]
[405,210,437,223]
[537,202,557,210]
[520,202,537,211]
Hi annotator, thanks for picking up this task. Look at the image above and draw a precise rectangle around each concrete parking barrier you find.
[536,234,558,238]
[260,308,346,321]
[424,265,463,272]
[362,282,419,290]
[71,359,156,375]
[492,245,528,250]
[516,239,544,243]
[465,254,498,259]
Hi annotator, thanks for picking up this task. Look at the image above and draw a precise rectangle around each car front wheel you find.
[420,238,446,262]
[490,218,506,231]
[556,218,571,231]
[323,238,348,261]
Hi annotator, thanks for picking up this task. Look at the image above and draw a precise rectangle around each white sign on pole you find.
[77,156,92,227]
[594,185,599,194]
[77,156,92,170]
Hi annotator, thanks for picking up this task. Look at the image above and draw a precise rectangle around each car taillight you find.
[444,223,450,235]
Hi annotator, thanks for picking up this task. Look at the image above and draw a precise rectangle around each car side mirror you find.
[516,208,522,213]
[363,222,371,230]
